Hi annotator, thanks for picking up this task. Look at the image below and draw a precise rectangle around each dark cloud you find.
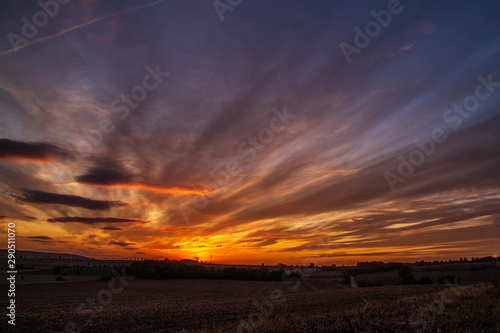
[75,163,212,194]
[0,138,64,162]
[109,241,136,247]
[103,227,123,231]
[48,217,146,224]
[76,166,135,186]
[26,236,52,240]
[16,190,128,211]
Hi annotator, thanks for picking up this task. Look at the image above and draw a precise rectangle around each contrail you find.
[0,0,166,57]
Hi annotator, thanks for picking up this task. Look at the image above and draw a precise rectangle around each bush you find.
[398,266,416,284]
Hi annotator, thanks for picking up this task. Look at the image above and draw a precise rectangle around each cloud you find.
[26,236,53,240]
[16,190,128,211]
[20,235,53,243]
[0,138,64,162]
[1,1,499,264]
[76,166,213,195]
[0,0,167,56]
[109,241,136,247]
[48,217,146,224]
[494,216,500,228]
[418,22,436,35]
[387,41,416,58]
[75,166,135,186]
[126,183,213,195]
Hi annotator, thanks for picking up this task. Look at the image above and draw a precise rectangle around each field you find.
[1,273,499,332]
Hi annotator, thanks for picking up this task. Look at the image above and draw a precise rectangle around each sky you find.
[0,0,499,265]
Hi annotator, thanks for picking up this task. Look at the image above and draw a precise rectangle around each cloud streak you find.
[110,241,136,247]
[47,217,146,224]
[16,190,127,211]
[0,139,63,162]
[76,167,213,195]
[103,226,123,231]
[0,0,167,56]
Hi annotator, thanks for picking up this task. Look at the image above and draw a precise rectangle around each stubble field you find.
[1,276,499,332]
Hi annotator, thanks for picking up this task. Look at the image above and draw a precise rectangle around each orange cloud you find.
[76,166,213,195]
[82,182,214,195]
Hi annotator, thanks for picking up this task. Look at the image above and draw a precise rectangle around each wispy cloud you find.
[76,166,213,195]
[0,0,167,56]
[48,217,146,224]
[110,241,136,247]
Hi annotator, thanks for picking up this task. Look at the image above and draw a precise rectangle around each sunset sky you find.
[1,0,499,265]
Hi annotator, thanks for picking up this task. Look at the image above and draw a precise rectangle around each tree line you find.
[125,260,296,281]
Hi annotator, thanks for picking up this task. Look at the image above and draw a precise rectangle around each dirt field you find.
[1,276,499,332]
